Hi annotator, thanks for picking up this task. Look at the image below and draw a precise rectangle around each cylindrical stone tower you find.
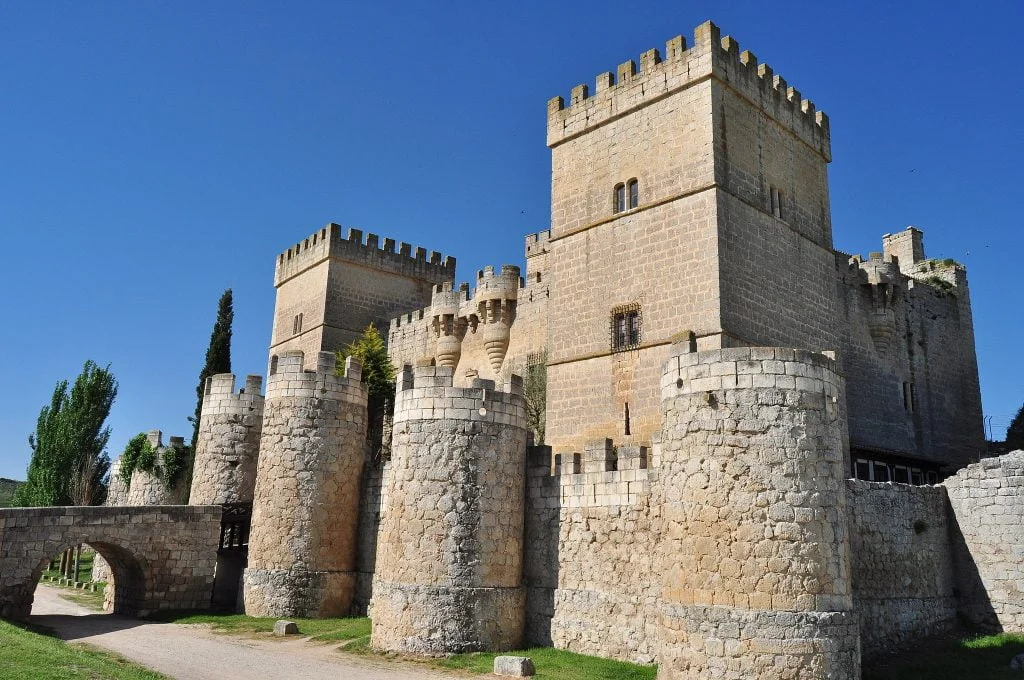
[371,364,529,654]
[190,373,265,505]
[243,350,368,617]
[656,345,860,679]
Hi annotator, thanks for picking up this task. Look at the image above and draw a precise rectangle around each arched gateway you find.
[0,505,220,621]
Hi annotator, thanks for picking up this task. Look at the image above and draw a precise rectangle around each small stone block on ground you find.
[494,655,535,677]
[273,620,299,636]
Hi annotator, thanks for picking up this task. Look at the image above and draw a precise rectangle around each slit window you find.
[611,305,641,352]
[770,185,784,219]
[613,184,626,213]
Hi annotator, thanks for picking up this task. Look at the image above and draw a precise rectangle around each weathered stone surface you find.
[0,505,220,621]
[273,620,299,636]
[944,451,1024,631]
[494,655,535,676]
[243,350,368,618]
[191,373,264,505]
[371,365,529,654]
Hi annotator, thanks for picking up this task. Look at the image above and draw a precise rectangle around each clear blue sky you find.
[1,1,1021,480]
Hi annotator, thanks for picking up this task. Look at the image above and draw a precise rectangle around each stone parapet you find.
[244,350,368,618]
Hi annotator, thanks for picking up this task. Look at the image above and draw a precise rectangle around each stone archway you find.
[0,505,221,621]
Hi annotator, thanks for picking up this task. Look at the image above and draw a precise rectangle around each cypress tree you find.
[190,289,233,448]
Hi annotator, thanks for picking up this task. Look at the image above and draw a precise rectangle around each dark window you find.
[872,461,891,483]
[613,184,626,213]
[611,305,641,351]
[926,471,939,485]
[855,459,870,480]
[894,466,910,484]
[627,179,639,209]
[910,469,924,485]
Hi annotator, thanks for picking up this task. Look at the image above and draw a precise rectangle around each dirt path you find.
[31,584,465,680]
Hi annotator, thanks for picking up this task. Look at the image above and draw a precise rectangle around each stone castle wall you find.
[371,365,529,653]
[244,350,368,618]
[190,373,264,505]
[846,480,956,654]
[124,432,189,506]
[944,451,1024,631]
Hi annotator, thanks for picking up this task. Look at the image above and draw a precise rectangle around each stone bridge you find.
[0,505,220,621]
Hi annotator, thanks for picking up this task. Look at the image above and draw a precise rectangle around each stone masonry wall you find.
[190,373,265,505]
[846,480,956,654]
[0,505,219,621]
[944,451,1024,631]
[524,443,660,663]
[244,350,368,618]
[656,346,858,679]
[371,365,529,653]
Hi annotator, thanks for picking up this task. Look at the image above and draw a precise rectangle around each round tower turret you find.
[243,350,368,617]
[371,364,529,653]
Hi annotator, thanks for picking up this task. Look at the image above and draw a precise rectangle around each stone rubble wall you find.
[244,350,368,618]
[655,347,859,679]
[0,505,220,621]
[371,364,529,653]
[846,479,956,654]
[943,451,1024,631]
[190,373,265,505]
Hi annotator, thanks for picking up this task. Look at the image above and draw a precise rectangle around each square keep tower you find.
[544,21,838,453]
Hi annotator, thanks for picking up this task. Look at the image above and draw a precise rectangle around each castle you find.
[118,21,1016,680]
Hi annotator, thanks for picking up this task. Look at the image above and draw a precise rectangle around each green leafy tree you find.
[337,324,396,459]
[190,289,233,448]
[14,361,117,507]
[119,432,188,492]
[1007,405,1024,452]
[524,351,547,444]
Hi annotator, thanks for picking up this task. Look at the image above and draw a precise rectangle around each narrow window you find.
[627,179,639,209]
[293,313,303,335]
[770,185,784,219]
[611,305,641,352]
[903,382,915,412]
[624,403,631,436]
[613,183,626,213]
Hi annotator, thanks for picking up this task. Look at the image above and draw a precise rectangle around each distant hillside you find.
[0,478,23,506]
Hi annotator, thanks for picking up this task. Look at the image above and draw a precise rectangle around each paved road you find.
[31,584,463,680]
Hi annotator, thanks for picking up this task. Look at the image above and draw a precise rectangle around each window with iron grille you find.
[611,304,641,352]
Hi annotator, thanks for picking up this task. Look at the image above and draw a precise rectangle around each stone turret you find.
[243,351,368,617]
[477,265,520,375]
[656,345,859,679]
[371,364,529,653]
[125,431,188,506]
[190,374,265,505]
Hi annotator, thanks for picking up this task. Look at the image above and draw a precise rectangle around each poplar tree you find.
[14,361,117,507]
[190,289,233,447]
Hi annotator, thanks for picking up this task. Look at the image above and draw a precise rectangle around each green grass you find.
[41,549,96,583]
[146,611,371,649]
[864,632,1024,680]
[0,619,167,680]
[57,583,107,612]
[436,647,656,679]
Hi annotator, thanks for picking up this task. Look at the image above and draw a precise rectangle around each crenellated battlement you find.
[201,373,265,419]
[525,230,551,259]
[474,264,521,301]
[392,364,525,427]
[265,350,366,404]
[547,21,829,159]
[273,222,456,287]
[388,263,524,331]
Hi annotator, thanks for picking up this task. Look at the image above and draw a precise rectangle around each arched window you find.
[613,183,626,213]
[627,179,639,209]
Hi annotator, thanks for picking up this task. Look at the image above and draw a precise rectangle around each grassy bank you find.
[864,632,1024,680]
[150,611,656,678]
[0,619,166,680]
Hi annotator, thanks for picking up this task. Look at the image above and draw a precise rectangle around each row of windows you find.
[613,180,639,213]
[853,458,938,486]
